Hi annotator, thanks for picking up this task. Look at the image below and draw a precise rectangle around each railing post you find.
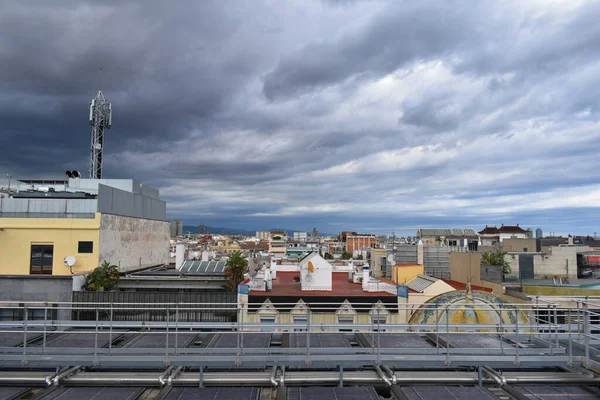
[377,307,381,365]
[499,305,504,355]
[22,305,28,358]
[514,307,519,365]
[94,308,99,360]
[536,296,540,340]
[435,308,439,354]
[43,304,48,354]
[236,304,241,366]
[339,365,343,388]
[165,307,170,360]
[584,301,590,367]
[240,302,244,361]
[175,304,179,356]
[109,303,113,355]
[577,301,581,340]
[199,366,204,388]
[306,308,311,365]
[445,308,450,366]
[554,304,559,349]
[568,307,573,366]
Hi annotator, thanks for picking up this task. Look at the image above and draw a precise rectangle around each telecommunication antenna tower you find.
[89,91,112,179]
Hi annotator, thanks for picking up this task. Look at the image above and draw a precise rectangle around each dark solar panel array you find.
[432,333,507,349]
[180,261,228,275]
[207,333,271,348]
[122,332,198,349]
[0,331,40,347]
[286,333,351,348]
[39,387,144,400]
[357,333,433,348]
[288,387,379,400]
[0,387,30,400]
[41,331,124,348]
[402,386,496,400]
[518,385,600,400]
[163,387,260,400]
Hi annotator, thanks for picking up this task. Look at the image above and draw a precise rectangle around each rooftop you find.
[252,271,396,297]
[418,228,478,237]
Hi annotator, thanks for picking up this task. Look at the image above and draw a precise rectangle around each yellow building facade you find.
[0,214,101,276]
[391,264,424,285]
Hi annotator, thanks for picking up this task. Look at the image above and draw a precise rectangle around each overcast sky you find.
[1,0,600,236]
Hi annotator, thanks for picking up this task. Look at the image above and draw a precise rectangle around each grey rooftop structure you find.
[417,228,478,237]
[1,178,166,221]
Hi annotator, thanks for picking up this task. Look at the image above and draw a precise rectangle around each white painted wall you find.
[99,214,169,272]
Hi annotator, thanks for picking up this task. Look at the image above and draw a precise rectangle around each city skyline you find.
[1,1,600,236]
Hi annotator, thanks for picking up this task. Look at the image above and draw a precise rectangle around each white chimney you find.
[175,243,185,270]
[265,267,273,291]
[568,234,573,246]
[417,240,424,265]
[362,264,370,290]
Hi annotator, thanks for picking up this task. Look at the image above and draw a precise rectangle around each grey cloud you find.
[263,1,482,100]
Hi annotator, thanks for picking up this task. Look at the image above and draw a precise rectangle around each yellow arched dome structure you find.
[409,284,528,331]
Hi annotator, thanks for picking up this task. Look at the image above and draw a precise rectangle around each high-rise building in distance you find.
[170,219,183,237]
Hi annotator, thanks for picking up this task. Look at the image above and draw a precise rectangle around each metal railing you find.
[1,300,599,369]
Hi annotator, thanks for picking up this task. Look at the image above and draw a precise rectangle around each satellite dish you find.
[72,170,81,179]
[387,254,395,265]
[64,256,76,267]
[66,171,73,178]
[308,260,315,273]
[304,273,312,282]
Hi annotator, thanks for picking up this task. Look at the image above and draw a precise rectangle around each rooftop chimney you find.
[568,234,573,246]
[362,265,370,290]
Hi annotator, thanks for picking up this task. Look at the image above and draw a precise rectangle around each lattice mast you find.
[89,91,112,179]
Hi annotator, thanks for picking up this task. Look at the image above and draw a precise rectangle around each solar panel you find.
[288,387,379,400]
[0,387,30,400]
[433,333,508,349]
[402,386,496,400]
[287,333,350,348]
[0,331,41,347]
[163,387,260,400]
[357,333,433,349]
[40,387,145,400]
[518,385,600,399]
[207,333,271,348]
[41,331,124,348]
[122,332,198,349]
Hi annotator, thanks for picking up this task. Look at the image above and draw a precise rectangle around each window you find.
[371,317,387,332]
[523,247,528,252]
[30,245,53,275]
[260,316,276,332]
[338,316,354,332]
[293,316,308,332]
[78,241,94,253]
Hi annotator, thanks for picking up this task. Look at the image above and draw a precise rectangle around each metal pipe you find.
[158,367,173,387]
[280,366,285,387]
[167,366,184,386]
[482,366,506,386]
[375,365,391,387]
[381,365,396,385]
[52,366,80,386]
[270,366,279,387]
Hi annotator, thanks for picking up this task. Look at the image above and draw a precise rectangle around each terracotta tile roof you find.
[441,279,493,292]
[479,226,499,234]
[498,225,527,234]
[255,271,395,297]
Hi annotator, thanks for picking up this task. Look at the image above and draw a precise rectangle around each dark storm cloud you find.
[263,1,481,100]
[1,0,600,236]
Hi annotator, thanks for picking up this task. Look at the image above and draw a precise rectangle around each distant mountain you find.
[182,225,255,235]
[182,225,335,236]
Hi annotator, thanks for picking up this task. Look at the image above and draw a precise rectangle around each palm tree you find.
[225,251,248,292]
